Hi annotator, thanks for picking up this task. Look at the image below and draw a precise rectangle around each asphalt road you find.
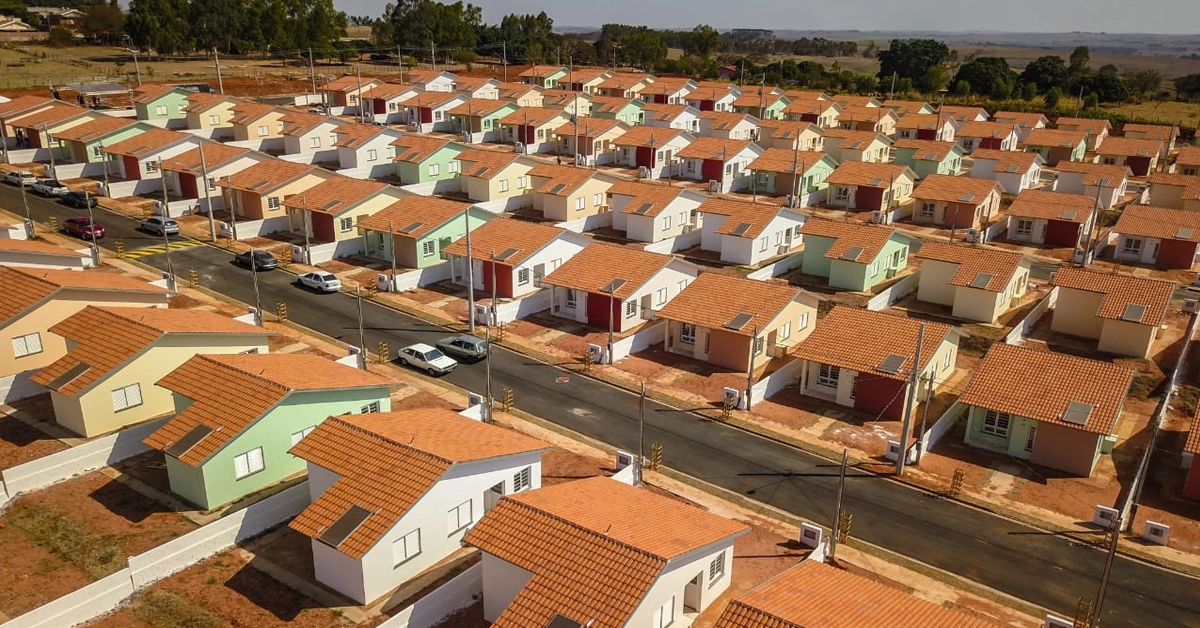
[4,183,1199,628]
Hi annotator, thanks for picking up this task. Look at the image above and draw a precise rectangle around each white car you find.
[31,179,68,196]
[397,343,458,376]
[297,271,342,293]
[4,171,36,187]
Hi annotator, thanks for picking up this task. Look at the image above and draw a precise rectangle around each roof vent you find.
[1059,210,1077,220]
[600,278,628,294]
[546,615,583,628]
[877,353,908,374]
[868,178,884,186]
[633,202,656,216]
[46,362,92,391]
[399,221,424,234]
[957,193,976,202]
[318,505,373,548]
[724,312,754,331]
[841,245,864,261]
[1121,303,1147,323]
[1061,401,1094,426]
[969,273,994,289]
[1098,177,1111,187]
[495,247,520,262]
[550,183,568,194]
[320,200,341,211]
[731,222,753,237]
[1175,228,1193,240]
[1004,164,1019,173]
[164,424,214,459]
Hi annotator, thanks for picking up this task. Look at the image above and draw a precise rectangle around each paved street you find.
[3,183,1199,628]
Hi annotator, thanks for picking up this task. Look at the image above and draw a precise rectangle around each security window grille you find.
[983,409,1011,437]
[513,466,532,492]
[1025,425,1037,451]
[422,240,436,257]
[516,268,531,285]
[625,301,638,317]
[267,197,281,209]
[392,529,421,565]
[290,426,316,446]
[361,401,381,413]
[1122,238,1142,255]
[708,553,725,584]
[112,383,143,411]
[834,187,850,201]
[1016,219,1033,236]
[565,289,577,308]
[681,323,696,344]
[11,333,42,357]
[447,500,473,534]
[818,364,840,387]
[233,446,264,479]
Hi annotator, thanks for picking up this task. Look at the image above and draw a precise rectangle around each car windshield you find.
[254,252,272,259]
[425,349,447,360]
[319,273,337,281]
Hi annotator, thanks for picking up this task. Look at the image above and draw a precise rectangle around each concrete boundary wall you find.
[866,272,921,312]
[377,563,483,628]
[1004,287,1058,345]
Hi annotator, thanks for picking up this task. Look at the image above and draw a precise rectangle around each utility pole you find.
[222,175,239,240]
[84,190,99,253]
[18,174,31,232]
[571,57,580,166]
[431,41,437,72]
[744,323,759,410]
[1074,85,1085,116]
[829,448,848,562]
[132,48,142,86]
[889,71,897,100]
[483,327,493,421]
[42,124,56,175]
[99,139,110,197]
[198,143,216,241]
[464,205,476,333]
[356,63,365,125]
[757,74,766,121]
[789,128,803,208]
[308,48,318,103]
[248,246,263,324]
[502,42,508,83]
[638,381,646,485]
[490,249,498,324]
[214,48,224,95]
[606,283,617,364]
[1089,515,1122,628]
[388,220,397,291]
[917,373,934,463]
[896,323,925,476]
[301,196,312,264]
[355,286,367,370]
[158,159,175,282]
[398,45,404,83]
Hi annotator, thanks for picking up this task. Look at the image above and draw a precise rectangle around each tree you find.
[1174,73,1200,101]
[1068,46,1090,76]
[1019,55,1067,93]
[876,38,950,93]
[952,56,1016,97]
[80,1,125,45]
[1083,92,1099,110]
[953,79,970,96]
[389,0,480,55]
[1098,63,1119,77]
[47,26,73,47]
[1044,86,1063,109]
[1123,69,1162,99]
[125,0,192,54]
[685,24,722,58]
[1073,73,1129,103]
[1021,82,1037,101]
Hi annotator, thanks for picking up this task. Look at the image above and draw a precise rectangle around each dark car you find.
[62,216,104,239]
[61,191,98,209]
[435,335,489,362]
[234,250,278,270]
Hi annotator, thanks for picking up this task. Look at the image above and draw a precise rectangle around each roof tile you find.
[1051,267,1173,325]
[540,243,674,299]
[915,241,1026,292]
[441,218,565,265]
[792,306,953,380]
[798,220,899,262]
[356,195,472,238]
[656,273,804,336]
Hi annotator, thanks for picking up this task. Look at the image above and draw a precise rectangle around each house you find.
[182,93,242,138]
[1184,418,1200,501]
[587,96,645,125]
[686,81,740,112]
[32,307,270,438]
[132,84,193,123]
[960,343,1134,476]
[784,90,830,101]
[657,273,819,370]
[0,16,34,32]
[540,90,593,117]
[552,117,630,166]
[892,140,964,179]
[798,220,911,291]
[1123,123,1178,153]
[228,103,292,142]
[453,76,501,100]
[641,103,701,132]
[526,163,616,222]
[937,105,989,124]
[956,121,1019,153]
[967,149,1044,194]
[403,69,458,92]
[824,161,916,214]
[455,150,536,203]
[1112,205,1200,269]
[9,104,93,154]
[884,99,935,116]
[699,198,807,266]
[542,243,699,333]
[1050,267,1173,358]
[1055,117,1111,151]
[783,98,842,129]
[755,120,822,151]
[606,180,707,244]
[496,82,544,107]
[792,306,958,419]
[731,90,788,120]
[1021,128,1088,166]
[1094,137,1163,176]
[1172,146,1200,176]
[322,76,384,115]
[518,65,568,89]
[837,105,898,136]
[0,267,168,380]
[283,177,405,258]
[52,116,145,165]
[143,353,396,510]
[465,476,748,628]
[560,68,613,93]
[356,195,491,269]
[333,124,405,176]
[288,409,550,605]
[0,238,91,270]
[642,77,697,105]
[1148,173,1200,210]
[992,111,1048,142]
[497,107,572,154]
[280,113,345,157]
[609,126,694,180]
[442,218,590,301]
[676,137,762,193]
[216,158,331,223]
[914,241,1031,323]
[159,142,264,210]
[746,148,837,203]
[403,92,469,134]
[360,83,421,124]
[820,129,890,163]
[696,111,759,140]
[714,560,1004,628]
[833,95,882,108]
[595,72,656,99]
[102,128,200,186]
[893,113,956,142]
[391,135,465,187]
[0,96,58,147]
[1005,189,1096,247]
[910,174,1002,231]
[447,99,518,144]
[1055,162,1130,209]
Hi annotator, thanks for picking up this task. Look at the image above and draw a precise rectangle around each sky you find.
[335,0,1199,34]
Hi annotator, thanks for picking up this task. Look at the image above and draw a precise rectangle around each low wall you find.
[386,263,454,293]
[642,230,701,254]
[610,321,665,363]
[611,464,637,486]
[400,179,462,197]
[983,216,1010,243]
[1,569,135,628]
[278,150,339,166]
[1005,287,1058,345]
[472,195,531,214]
[297,240,362,265]
[555,211,612,234]
[916,400,966,462]
[106,178,162,198]
[0,370,44,404]
[378,563,483,628]
[865,271,921,312]
[746,252,804,281]
[47,162,109,180]
[220,216,291,240]
[479,290,552,325]
[2,148,50,164]
[747,357,805,406]
[225,138,284,152]
[337,164,397,180]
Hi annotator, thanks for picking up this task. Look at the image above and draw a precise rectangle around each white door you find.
[484,482,503,513]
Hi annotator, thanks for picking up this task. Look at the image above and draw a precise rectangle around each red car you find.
[62,216,104,239]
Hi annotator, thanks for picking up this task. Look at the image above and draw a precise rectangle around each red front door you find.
[701,158,724,182]
[636,146,655,168]
[122,155,142,180]
[179,173,198,198]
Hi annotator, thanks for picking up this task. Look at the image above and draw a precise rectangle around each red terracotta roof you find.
[912,174,1000,204]
[656,273,806,336]
[1113,205,1200,242]
[957,121,1017,140]
[217,158,316,194]
[1097,137,1163,157]
[441,217,564,265]
[1022,128,1087,148]
[0,267,166,324]
[792,306,954,380]
[914,241,1026,293]
[282,177,390,215]
[676,136,753,160]
[541,243,675,299]
[892,139,958,162]
[356,195,472,238]
[103,128,191,157]
[160,142,250,174]
[1055,161,1131,187]
[702,198,793,239]
[609,125,688,147]
[1007,189,1094,222]
[825,161,912,188]
[799,219,900,263]
[969,148,1042,175]
[1051,267,1173,326]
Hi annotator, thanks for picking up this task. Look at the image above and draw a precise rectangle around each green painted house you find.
[357,195,493,269]
[53,117,153,164]
[133,85,195,122]
[891,140,964,179]
[392,135,466,186]
[747,148,837,200]
[588,97,645,125]
[519,65,569,89]
[448,100,518,144]
[798,220,911,291]
[733,93,789,121]
[1021,128,1088,167]
[144,353,395,510]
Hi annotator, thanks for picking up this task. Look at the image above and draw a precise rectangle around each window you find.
[1122,238,1143,255]
[421,240,436,257]
[233,446,265,479]
[943,352,952,370]
[663,215,672,231]
[593,192,603,206]
[290,426,316,446]
[447,500,473,533]
[565,288,577,308]
[155,104,167,116]
[267,196,281,210]
[367,148,378,162]
[361,401,381,414]
[686,161,696,173]
[652,597,676,628]
[429,163,440,176]
[499,179,510,192]
[1102,156,1117,165]
[725,163,732,175]
[834,187,850,201]
[1185,167,1198,176]
[869,261,880,277]
[449,160,460,173]
[516,176,527,188]
[309,136,321,148]
[145,161,158,173]
[513,466,532,492]
[626,300,638,317]
[339,217,354,232]
[392,529,421,565]
[850,375,858,398]
[708,552,725,584]
[11,332,42,357]
[678,280,688,293]
[536,129,545,140]
[655,287,668,306]
[112,383,143,411]
[982,409,1011,437]
[1016,219,1033,236]
[434,110,444,122]
[575,197,585,210]
[753,336,764,356]
[92,145,104,157]
[920,202,936,218]
[799,312,809,330]
[257,125,268,137]
[680,323,696,344]
[517,268,530,285]
[818,364,840,387]
[759,237,769,252]
[208,114,220,125]
[1025,425,1037,451]
[779,322,791,341]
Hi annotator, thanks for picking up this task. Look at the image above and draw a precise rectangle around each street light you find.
[602,278,627,364]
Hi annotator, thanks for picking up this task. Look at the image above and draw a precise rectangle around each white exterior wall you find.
[698,119,757,140]
[740,214,804,266]
[626,261,699,320]
[644,111,700,132]
[480,552,534,622]
[1006,217,1048,244]
[627,540,737,625]
[0,251,89,270]
[803,360,858,408]
[337,134,399,172]
[916,259,958,306]
[699,215,727,253]
[1114,234,1162,265]
[620,197,703,244]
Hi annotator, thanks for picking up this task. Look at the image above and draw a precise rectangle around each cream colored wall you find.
[916,259,958,305]
[951,287,1004,323]
[187,101,235,131]
[889,176,915,204]
[484,162,534,201]
[919,335,959,392]
[234,111,286,141]
[262,172,330,220]
[328,194,398,243]
[56,334,269,437]
[1099,319,1156,358]
[1051,288,1105,340]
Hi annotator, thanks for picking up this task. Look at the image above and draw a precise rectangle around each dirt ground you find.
[0,395,68,470]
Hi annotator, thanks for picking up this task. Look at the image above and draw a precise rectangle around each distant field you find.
[1103,100,1200,125]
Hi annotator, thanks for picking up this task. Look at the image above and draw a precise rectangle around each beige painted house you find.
[527,163,615,221]
[217,159,332,222]
[32,307,271,437]
[910,174,1002,231]
[756,120,823,151]
[1050,267,1173,358]
[1147,173,1200,211]
[914,242,1031,323]
[282,176,405,250]
[183,93,242,137]
[229,103,289,141]
[456,149,536,203]
[657,273,819,372]
[0,267,169,379]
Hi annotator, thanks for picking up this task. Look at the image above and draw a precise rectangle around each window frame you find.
[11,332,42,358]
[111,383,143,412]
[233,446,265,479]
[708,552,725,585]
[290,426,316,447]
[513,466,532,492]
[680,323,696,344]
[421,240,437,257]
[447,499,473,534]
[982,409,1011,437]
[392,528,422,566]
[817,363,840,388]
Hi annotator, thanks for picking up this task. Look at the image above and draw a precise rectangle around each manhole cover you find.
[555,375,571,384]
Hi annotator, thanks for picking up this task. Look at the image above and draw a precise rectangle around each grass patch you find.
[9,503,125,580]
[131,590,225,628]
[958,334,997,357]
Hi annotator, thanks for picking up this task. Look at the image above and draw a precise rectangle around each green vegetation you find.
[131,590,225,628]
[9,503,124,580]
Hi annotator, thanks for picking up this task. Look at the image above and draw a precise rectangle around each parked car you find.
[140,216,180,236]
[234,250,278,270]
[31,179,68,196]
[61,191,98,208]
[4,171,36,187]
[297,271,342,293]
[62,216,104,239]
[436,335,488,362]
[397,343,458,376]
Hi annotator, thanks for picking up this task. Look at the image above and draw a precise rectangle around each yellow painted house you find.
[526,163,615,222]
[229,103,289,141]
[183,93,243,137]
[32,306,272,437]
[456,149,536,203]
